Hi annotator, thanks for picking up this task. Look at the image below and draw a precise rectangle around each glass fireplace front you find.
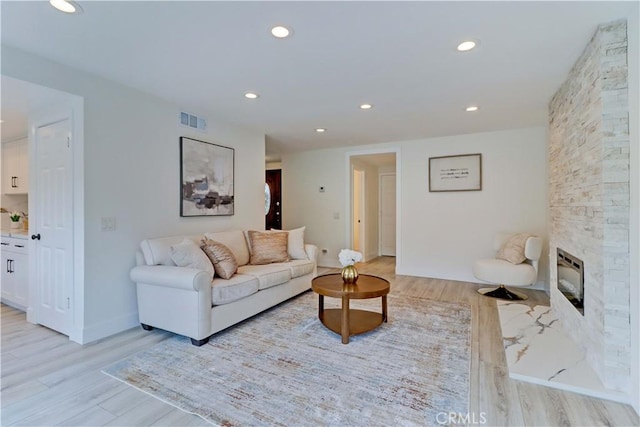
[556,248,584,315]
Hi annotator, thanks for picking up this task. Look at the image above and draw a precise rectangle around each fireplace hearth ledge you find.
[496,301,629,404]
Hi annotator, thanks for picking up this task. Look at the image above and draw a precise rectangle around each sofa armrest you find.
[130,265,211,291]
[133,264,213,341]
[305,244,319,263]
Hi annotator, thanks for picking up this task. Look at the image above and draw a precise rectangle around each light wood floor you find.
[2,257,638,426]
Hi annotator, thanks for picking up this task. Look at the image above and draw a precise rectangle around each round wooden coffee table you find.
[311,273,390,344]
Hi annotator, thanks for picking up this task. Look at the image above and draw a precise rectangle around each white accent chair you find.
[473,233,543,301]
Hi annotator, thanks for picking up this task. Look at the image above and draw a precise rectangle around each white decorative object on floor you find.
[496,301,629,403]
[473,232,542,300]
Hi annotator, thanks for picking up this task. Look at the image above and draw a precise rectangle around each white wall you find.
[2,46,266,343]
[283,127,548,285]
[398,128,547,283]
[283,148,347,266]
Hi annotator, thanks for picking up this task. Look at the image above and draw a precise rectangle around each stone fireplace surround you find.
[548,19,630,393]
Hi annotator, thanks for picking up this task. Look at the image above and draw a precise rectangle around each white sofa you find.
[130,230,318,346]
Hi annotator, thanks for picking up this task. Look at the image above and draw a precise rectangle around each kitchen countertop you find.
[1,230,29,239]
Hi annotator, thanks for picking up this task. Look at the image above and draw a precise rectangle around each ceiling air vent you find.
[179,111,207,132]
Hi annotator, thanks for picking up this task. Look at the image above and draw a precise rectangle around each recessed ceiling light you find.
[244,92,259,99]
[457,41,477,52]
[50,0,81,14]
[271,26,292,39]
[360,104,373,110]
[465,106,479,112]
[315,128,326,133]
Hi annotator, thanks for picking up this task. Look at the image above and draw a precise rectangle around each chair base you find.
[478,285,528,301]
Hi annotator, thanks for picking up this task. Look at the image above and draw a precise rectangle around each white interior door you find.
[352,169,365,256]
[380,173,396,256]
[33,118,73,335]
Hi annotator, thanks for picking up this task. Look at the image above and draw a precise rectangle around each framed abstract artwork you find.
[180,136,234,216]
[429,153,482,192]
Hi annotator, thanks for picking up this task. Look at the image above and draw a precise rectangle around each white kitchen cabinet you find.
[1,236,29,310]
[2,138,29,194]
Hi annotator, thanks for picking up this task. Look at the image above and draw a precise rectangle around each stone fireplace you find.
[548,19,630,393]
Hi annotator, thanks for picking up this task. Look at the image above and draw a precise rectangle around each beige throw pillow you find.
[496,233,532,265]
[248,230,290,265]
[201,238,238,279]
[169,238,215,280]
[271,226,308,260]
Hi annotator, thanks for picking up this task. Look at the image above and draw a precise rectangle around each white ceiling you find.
[1,1,635,159]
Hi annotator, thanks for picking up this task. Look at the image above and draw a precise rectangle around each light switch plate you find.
[100,216,116,232]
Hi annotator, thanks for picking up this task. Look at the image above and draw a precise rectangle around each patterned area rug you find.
[103,291,471,426]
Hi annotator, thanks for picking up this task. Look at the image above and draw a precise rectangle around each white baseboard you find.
[317,259,341,269]
[1,298,27,312]
[365,251,379,262]
[80,312,139,344]
[395,265,549,292]
[529,280,548,292]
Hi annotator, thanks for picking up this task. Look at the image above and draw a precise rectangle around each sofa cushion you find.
[211,274,259,305]
[140,235,203,266]
[274,259,315,278]
[169,238,215,280]
[248,230,290,265]
[237,264,292,290]
[272,226,308,260]
[201,238,238,279]
[496,233,532,264]
[204,230,250,266]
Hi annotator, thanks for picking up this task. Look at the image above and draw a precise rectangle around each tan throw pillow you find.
[271,226,308,260]
[203,230,250,266]
[200,238,238,279]
[169,238,215,280]
[496,233,532,265]
[248,230,290,265]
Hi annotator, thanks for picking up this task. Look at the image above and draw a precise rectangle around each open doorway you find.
[352,169,365,255]
[2,76,84,342]
[265,169,281,230]
[379,173,396,256]
[348,152,397,267]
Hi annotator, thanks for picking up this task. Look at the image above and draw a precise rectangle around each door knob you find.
[31,233,41,240]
